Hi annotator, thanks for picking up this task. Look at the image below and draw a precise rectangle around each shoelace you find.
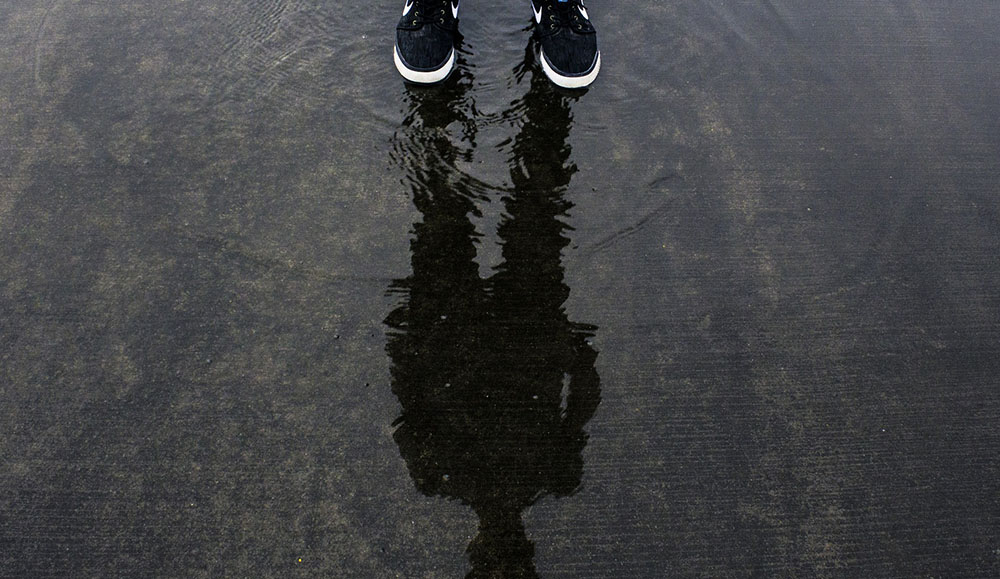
[544,0,588,32]
[409,0,452,26]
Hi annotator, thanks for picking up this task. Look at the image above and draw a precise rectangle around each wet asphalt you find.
[2,1,999,577]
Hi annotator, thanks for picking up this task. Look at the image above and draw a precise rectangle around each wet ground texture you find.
[2,1,1000,577]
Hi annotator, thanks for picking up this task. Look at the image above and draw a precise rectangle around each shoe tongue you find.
[551,0,579,18]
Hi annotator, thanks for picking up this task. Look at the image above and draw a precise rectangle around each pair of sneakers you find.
[394,0,600,89]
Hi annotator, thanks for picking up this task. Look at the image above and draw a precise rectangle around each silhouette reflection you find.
[387,45,600,578]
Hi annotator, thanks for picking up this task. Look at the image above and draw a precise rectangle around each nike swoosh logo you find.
[451,1,460,19]
[579,6,589,19]
[402,0,413,16]
[532,3,543,23]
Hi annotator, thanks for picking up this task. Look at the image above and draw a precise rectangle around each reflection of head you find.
[386,47,600,578]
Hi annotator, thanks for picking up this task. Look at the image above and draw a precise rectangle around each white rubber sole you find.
[539,48,601,89]
[394,46,456,84]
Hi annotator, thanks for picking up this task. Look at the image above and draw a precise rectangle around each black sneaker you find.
[394,0,461,84]
[530,0,600,89]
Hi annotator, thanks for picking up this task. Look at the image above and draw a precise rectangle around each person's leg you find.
[530,0,600,88]
[394,0,461,83]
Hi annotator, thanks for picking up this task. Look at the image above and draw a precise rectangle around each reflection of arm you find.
[539,328,600,499]
[561,330,601,434]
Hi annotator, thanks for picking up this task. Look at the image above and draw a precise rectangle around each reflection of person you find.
[386,50,601,577]
[393,0,600,88]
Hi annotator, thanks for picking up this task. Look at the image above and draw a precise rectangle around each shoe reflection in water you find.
[386,48,601,578]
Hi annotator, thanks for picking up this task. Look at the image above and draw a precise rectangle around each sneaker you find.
[530,0,600,89]
[394,0,461,84]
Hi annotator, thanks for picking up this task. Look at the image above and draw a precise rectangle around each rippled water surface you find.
[2,1,999,577]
